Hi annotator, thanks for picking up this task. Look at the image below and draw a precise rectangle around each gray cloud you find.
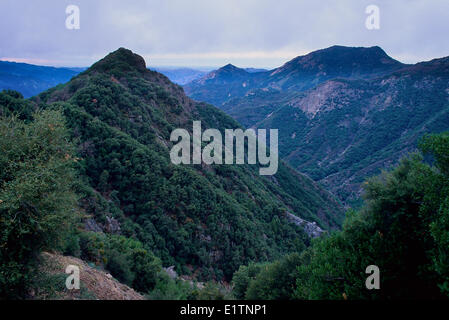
[1,0,448,68]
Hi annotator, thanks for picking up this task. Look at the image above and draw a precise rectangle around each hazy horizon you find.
[1,0,449,69]
[2,44,448,72]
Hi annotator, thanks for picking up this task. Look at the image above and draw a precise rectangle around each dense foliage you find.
[0,93,232,299]
[32,49,343,282]
[233,133,449,299]
[232,253,302,299]
[1,48,344,299]
[0,107,78,298]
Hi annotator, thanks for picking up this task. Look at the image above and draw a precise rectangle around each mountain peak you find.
[269,45,405,83]
[292,45,401,66]
[218,63,247,73]
[222,63,238,69]
[320,45,385,54]
[89,48,147,74]
[317,45,396,63]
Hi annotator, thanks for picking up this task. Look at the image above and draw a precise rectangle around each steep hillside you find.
[184,46,449,205]
[184,46,406,107]
[255,56,449,204]
[0,61,80,98]
[27,48,344,281]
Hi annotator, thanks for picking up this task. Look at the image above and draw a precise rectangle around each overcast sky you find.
[1,0,448,69]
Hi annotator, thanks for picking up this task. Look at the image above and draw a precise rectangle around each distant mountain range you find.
[0,61,213,96]
[150,67,266,85]
[0,61,81,98]
[183,46,449,205]
[184,46,407,106]
[151,67,209,85]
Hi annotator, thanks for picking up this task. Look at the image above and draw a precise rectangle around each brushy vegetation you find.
[0,108,79,298]
[0,105,231,299]
[0,48,344,299]
[232,133,449,299]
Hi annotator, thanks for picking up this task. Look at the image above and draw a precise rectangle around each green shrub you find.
[0,109,79,298]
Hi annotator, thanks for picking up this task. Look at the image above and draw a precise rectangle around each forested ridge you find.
[0,48,343,299]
